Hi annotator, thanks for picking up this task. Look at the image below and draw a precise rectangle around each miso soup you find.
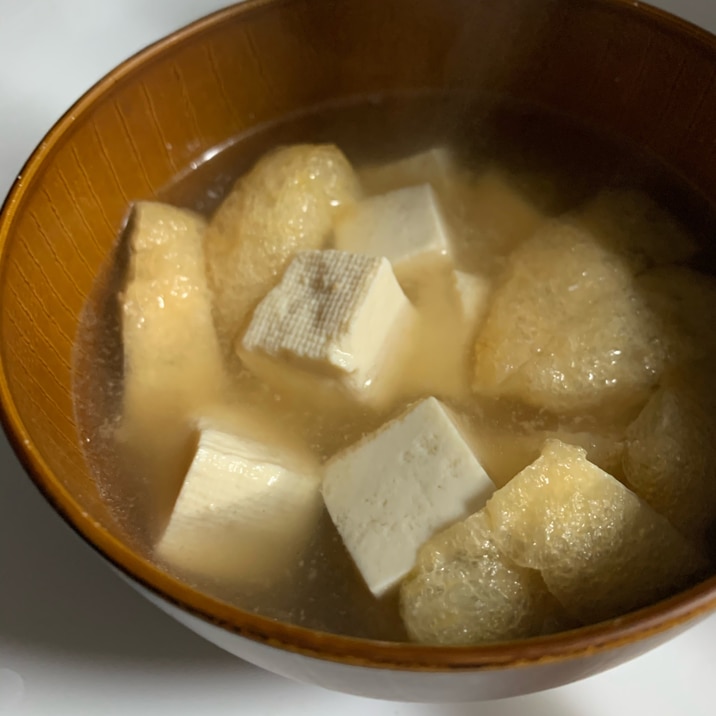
[73,93,716,644]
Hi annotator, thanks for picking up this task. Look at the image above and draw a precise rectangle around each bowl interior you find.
[2,0,716,669]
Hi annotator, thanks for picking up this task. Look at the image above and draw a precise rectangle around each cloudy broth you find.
[72,92,716,641]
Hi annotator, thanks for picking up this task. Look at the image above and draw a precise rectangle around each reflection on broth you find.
[73,93,716,644]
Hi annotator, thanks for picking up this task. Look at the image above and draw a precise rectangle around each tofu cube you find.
[155,427,321,586]
[203,143,361,352]
[334,184,453,281]
[322,397,495,596]
[239,250,413,402]
[358,147,455,196]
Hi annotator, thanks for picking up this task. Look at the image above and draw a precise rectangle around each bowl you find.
[2,0,716,703]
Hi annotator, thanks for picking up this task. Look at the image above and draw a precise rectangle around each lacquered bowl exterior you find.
[1,0,716,702]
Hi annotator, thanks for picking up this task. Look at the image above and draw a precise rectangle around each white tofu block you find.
[334,184,454,280]
[358,147,455,196]
[322,397,495,596]
[451,270,491,337]
[155,428,321,586]
[239,249,413,401]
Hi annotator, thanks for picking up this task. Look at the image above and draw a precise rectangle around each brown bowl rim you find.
[2,0,716,672]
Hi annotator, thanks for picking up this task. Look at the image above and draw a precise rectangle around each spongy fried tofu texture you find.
[120,201,226,528]
[484,440,708,624]
[624,370,716,542]
[473,220,669,414]
[203,144,361,352]
[121,202,224,411]
[622,269,716,542]
[400,510,567,645]
[471,423,625,488]
[638,265,716,366]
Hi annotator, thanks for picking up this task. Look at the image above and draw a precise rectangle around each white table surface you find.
[2,0,716,713]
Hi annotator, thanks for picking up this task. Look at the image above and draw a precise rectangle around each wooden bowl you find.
[2,0,716,702]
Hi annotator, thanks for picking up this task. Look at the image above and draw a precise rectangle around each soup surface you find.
[73,92,716,643]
